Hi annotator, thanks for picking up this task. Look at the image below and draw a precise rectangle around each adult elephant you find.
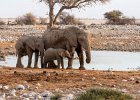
[15,36,44,68]
[42,26,91,70]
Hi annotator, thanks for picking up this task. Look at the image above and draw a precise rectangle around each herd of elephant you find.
[15,26,91,70]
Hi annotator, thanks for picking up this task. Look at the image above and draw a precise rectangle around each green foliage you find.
[51,94,62,100]
[75,88,133,100]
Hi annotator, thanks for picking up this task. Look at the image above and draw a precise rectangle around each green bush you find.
[75,88,133,100]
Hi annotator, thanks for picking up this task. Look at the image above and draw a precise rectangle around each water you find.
[0,51,140,71]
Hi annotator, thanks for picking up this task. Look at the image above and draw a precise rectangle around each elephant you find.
[15,36,44,68]
[44,48,71,69]
[42,26,91,70]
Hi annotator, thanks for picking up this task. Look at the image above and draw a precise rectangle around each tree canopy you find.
[39,0,110,29]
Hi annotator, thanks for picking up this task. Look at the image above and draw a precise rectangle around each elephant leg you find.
[57,59,61,69]
[27,48,33,68]
[76,46,85,70]
[48,61,58,69]
[34,51,39,68]
[61,58,64,69]
[67,47,75,69]
[16,54,24,68]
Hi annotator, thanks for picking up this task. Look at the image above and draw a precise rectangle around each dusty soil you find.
[0,67,140,99]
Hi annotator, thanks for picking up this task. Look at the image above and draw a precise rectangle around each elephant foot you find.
[34,66,39,68]
[79,66,86,70]
[16,64,24,68]
[27,66,32,68]
[66,66,73,70]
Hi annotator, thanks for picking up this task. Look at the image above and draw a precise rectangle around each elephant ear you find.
[58,51,65,57]
[25,37,36,50]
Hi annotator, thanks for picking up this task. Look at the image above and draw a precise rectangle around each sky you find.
[0,0,140,19]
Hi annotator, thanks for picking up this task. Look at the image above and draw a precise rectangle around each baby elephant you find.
[44,48,71,69]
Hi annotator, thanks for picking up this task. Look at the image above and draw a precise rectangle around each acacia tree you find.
[39,0,110,29]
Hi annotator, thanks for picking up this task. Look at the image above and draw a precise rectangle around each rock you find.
[16,84,25,90]
[3,85,9,90]
[41,90,54,99]
[9,89,16,96]
[28,92,38,99]
[92,77,96,81]
[23,98,30,100]
[36,83,41,87]
[55,88,63,93]
[60,94,74,100]
[22,93,29,98]
[0,84,2,89]
[129,77,135,81]
[121,89,128,93]
[122,79,127,82]
[0,93,5,100]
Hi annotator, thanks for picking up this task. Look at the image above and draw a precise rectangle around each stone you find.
[60,94,74,100]
[0,84,2,89]
[122,79,127,82]
[129,77,135,81]
[3,85,9,90]
[41,90,54,99]
[0,93,5,100]
[55,88,63,93]
[92,77,96,81]
[16,84,25,90]
[9,89,16,96]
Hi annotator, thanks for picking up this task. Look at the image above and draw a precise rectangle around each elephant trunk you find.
[85,46,91,63]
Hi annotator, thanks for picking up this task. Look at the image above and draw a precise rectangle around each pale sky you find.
[0,0,140,19]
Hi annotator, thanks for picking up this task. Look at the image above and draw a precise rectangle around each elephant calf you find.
[44,48,71,69]
[15,36,44,68]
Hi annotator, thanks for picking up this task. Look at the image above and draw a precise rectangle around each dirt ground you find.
[0,67,140,99]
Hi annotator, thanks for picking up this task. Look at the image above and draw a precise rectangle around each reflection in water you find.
[0,51,140,71]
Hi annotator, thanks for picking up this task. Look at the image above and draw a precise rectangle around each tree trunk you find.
[48,0,54,29]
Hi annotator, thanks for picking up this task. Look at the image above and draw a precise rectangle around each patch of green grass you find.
[75,88,133,100]
[51,94,62,100]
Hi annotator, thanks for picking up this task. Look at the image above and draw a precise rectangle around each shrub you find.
[59,12,84,25]
[16,13,37,25]
[0,20,5,25]
[40,17,48,25]
[104,10,123,24]
[75,88,133,100]
[15,17,25,25]
[104,10,136,25]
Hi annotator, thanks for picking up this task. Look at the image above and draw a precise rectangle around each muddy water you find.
[0,51,140,71]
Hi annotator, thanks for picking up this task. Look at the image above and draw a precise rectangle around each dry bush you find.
[16,13,37,25]
[40,17,48,25]
[0,20,5,25]
[59,12,84,25]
